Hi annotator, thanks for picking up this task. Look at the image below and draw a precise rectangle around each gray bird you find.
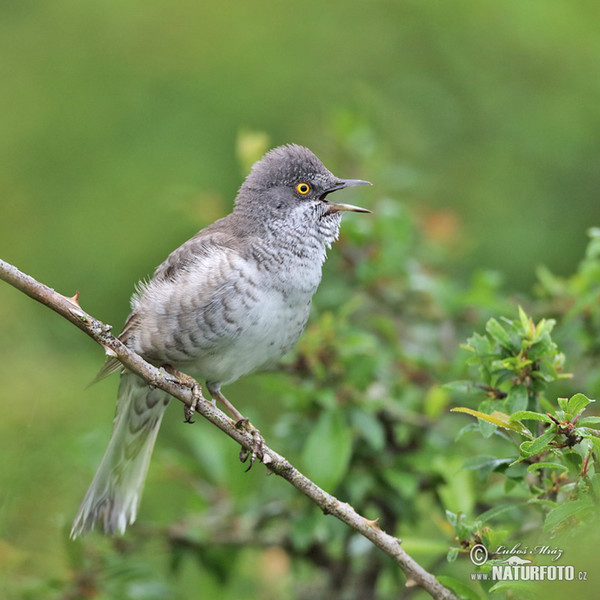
[70,144,371,537]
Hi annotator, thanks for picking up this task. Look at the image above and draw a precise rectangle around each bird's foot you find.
[206,383,265,469]
[162,365,203,423]
[236,419,265,471]
[183,381,202,423]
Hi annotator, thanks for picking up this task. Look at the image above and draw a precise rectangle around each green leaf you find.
[445,510,458,527]
[526,462,568,472]
[543,497,596,532]
[446,547,459,563]
[520,428,556,456]
[566,393,594,416]
[562,450,583,472]
[302,409,352,490]
[382,469,418,499]
[477,502,527,524]
[455,422,480,441]
[528,498,558,510]
[510,410,552,423]
[290,509,324,551]
[485,318,514,350]
[518,305,531,334]
[534,317,556,339]
[488,581,536,597]
[401,537,450,556]
[462,455,513,481]
[424,385,450,418]
[578,416,600,426]
[581,434,600,455]
[504,462,528,479]
[350,410,384,451]
[526,336,552,360]
[477,399,499,438]
[437,575,484,600]
[506,385,528,413]
[443,380,477,393]
[466,332,492,357]
[451,407,533,437]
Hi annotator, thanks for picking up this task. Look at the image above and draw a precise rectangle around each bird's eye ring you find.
[296,182,310,195]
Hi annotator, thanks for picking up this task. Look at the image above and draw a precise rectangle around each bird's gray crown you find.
[240,144,335,193]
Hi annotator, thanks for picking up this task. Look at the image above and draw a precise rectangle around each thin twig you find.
[0,258,457,600]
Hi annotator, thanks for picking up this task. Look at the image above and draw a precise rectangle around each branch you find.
[0,258,458,600]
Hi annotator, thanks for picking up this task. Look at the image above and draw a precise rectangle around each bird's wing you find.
[92,228,248,382]
[129,228,246,336]
[152,226,243,283]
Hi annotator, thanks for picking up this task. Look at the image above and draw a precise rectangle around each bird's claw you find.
[183,380,203,423]
[236,419,264,471]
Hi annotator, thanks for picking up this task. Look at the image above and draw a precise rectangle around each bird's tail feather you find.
[71,372,169,538]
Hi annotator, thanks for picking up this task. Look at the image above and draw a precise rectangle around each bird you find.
[70,144,371,537]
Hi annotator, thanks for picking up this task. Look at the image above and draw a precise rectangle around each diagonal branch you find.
[0,258,457,600]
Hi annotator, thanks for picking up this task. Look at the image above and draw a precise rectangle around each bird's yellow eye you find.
[296,182,310,195]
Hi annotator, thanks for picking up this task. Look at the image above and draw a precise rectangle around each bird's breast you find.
[130,237,327,386]
[185,283,313,385]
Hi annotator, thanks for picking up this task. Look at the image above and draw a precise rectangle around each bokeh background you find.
[2,1,600,598]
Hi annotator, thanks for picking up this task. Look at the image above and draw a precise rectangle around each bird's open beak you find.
[323,179,372,214]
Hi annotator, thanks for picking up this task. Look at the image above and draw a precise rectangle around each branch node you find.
[67,290,80,306]
[363,517,380,529]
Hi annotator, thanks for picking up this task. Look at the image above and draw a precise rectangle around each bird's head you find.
[235,144,371,235]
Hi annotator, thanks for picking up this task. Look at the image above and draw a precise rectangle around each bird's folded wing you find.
[91,229,248,383]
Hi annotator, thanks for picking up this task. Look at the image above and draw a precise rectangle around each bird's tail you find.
[70,372,169,538]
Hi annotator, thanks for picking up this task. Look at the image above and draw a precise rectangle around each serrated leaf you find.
[509,410,552,423]
[581,434,600,455]
[475,399,499,438]
[535,317,556,338]
[506,385,528,413]
[466,332,492,356]
[504,462,527,479]
[527,498,558,510]
[543,497,596,532]
[451,407,533,437]
[437,575,484,600]
[455,422,480,441]
[518,305,531,334]
[486,318,514,349]
[477,502,527,524]
[302,409,352,490]
[526,462,568,472]
[526,336,552,360]
[520,428,556,456]
[462,455,513,480]
[562,450,583,472]
[566,393,593,416]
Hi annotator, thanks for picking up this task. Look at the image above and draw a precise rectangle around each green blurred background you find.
[2,1,600,598]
